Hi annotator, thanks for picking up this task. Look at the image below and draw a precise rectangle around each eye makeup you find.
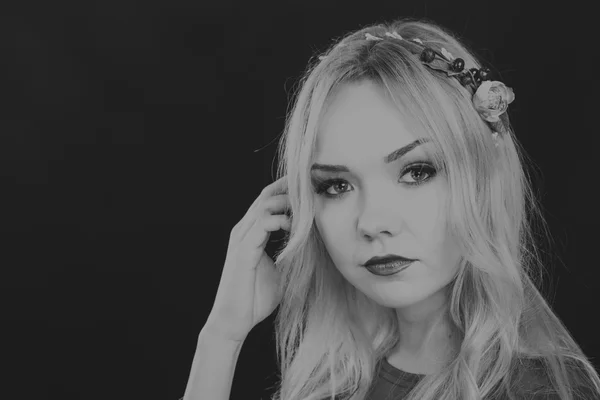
[311,160,437,199]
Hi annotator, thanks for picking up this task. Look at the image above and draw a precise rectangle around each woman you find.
[185,17,600,400]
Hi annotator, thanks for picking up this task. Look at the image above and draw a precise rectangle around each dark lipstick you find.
[362,254,415,277]
[363,254,415,267]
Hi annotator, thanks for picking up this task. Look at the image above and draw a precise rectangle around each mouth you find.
[362,254,416,267]
[363,259,414,276]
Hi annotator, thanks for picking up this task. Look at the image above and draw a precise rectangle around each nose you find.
[358,208,400,240]
[357,182,403,239]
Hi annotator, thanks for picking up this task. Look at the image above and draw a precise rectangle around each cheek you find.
[409,188,446,243]
[315,207,345,236]
[314,210,351,263]
[314,212,331,251]
[443,235,463,273]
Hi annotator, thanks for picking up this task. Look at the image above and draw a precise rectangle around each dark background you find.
[0,1,596,399]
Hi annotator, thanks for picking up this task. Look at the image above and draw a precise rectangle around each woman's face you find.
[311,81,462,309]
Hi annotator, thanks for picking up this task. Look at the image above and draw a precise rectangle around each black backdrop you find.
[0,1,596,399]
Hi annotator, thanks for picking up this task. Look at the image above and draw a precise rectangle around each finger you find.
[237,197,289,243]
[233,177,288,235]
[246,214,291,249]
[260,175,288,198]
[262,194,290,214]
[262,214,291,232]
[246,176,287,213]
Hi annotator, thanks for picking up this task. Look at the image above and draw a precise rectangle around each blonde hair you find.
[268,17,600,400]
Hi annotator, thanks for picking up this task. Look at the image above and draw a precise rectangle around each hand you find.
[204,176,291,342]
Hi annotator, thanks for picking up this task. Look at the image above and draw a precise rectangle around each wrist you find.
[200,323,247,344]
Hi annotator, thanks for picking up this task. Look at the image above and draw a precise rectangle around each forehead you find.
[315,81,419,162]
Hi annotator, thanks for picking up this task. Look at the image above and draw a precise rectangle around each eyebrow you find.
[310,138,431,173]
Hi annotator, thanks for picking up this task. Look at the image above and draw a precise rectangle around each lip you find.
[365,260,414,276]
[363,254,416,267]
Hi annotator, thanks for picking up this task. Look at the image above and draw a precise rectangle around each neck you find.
[389,291,460,372]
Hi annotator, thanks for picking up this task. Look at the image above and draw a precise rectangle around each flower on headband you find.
[472,81,515,123]
[441,47,454,61]
[384,31,403,40]
[365,33,382,41]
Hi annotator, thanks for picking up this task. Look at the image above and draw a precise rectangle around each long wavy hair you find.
[267,17,600,400]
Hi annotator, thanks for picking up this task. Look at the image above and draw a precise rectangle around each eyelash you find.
[313,162,437,199]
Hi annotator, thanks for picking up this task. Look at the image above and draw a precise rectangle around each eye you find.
[314,179,349,197]
[312,162,437,199]
[403,163,436,185]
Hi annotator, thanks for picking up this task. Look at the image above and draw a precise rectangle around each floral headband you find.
[318,31,515,148]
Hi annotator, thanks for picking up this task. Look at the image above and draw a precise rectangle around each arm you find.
[181,327,246,400]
